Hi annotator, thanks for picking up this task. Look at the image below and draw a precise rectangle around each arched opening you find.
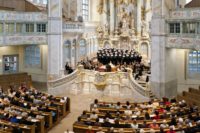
[140,42,148,59]
[63,40,71,66]
[79,39,87,60]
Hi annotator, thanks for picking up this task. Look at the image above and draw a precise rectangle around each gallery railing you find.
[47,66,150,97]
[63,22,84,33]
[48,70,79,88]
[127,68,151,97]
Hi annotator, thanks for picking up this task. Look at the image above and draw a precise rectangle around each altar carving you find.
[94,72,107,90]
[96,0,150,52]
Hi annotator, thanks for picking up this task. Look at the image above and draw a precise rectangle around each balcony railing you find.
[166,35,200,49]
[0,11,47,22]
[63,22,84,33]
[170,8,200,20]
[0,34,47,46]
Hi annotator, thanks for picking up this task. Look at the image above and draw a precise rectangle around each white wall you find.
[89,0,100,22]
[0,45,48,82]
[176,49,200,93]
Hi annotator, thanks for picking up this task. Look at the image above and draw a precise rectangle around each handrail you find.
[127,69,151,97]
[47,68,150,98]
[48,70,79,88]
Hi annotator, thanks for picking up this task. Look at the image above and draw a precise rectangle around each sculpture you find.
[141,20,148,37]
[97,0,104,14]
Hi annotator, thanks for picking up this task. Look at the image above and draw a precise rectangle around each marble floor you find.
[48,93,149,133]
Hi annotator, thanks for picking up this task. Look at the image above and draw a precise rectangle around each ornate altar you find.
[96,0,150,53]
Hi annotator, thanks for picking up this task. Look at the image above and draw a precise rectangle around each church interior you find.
[0,0,200,132]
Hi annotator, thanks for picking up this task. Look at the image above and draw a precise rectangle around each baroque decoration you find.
[96,0,150,51]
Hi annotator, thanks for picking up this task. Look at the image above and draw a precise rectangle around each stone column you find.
[86,40,89,57]
[110,0,115,35]
[76,39,79,64]
[69,42,72,66]
[136,0,141,36]
[72,39,77,68]
[48,0,63,80]
[89,39,91,56]
[102,0,108,25]
[151,0,177,98]
[145,0,151,33]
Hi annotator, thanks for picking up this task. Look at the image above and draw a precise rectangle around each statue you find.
[141,20,148,37]
[122,16,128,29]
[96,25,104,38]
[104,22,109,37]
[97,0,104,14]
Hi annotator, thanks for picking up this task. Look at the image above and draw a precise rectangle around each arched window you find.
[79,39,87,57]
[82,0,89,21]
[188,51,200,73]
[141,43,148,58]
[63,40,71,63]
[24,45,41,68]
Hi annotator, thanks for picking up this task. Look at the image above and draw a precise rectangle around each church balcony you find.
[0,11,47,45]
[0,34,47,46]
[0,11,47,22]
[63,22,84,33]
[169,7,200,20]
[166,8,200,50]
[166,34,200,49]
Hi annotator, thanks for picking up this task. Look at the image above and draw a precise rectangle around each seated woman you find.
[149,119,159,129]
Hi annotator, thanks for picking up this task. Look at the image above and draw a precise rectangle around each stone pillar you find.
[110,0,115,35]
[151,0,177,98]
[48,0,63,80]
[76,39,79,64]
[89,39,91,56]
[102,0,107,25]
[69,42,72,66]
[145,0,151,33]
[75,43,77,67]
[86,40,89,57]
[136,0,141,36]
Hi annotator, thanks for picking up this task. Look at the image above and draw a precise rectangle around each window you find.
[25,24,34,32]
[5,23,14,33]
[37,24,46,32]
[82,0,89,21]
[24,45,41,67]
[16,23,23,33]
[3,55,18,73]
[188,51,200,73]
[63,40,71,64]
[169,23,180,33]
[0,23,3,33]
[183,22,196,34]
[79,39,86,57]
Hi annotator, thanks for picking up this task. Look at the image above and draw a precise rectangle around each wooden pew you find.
[0,119,35,133]
[0,73,32,92]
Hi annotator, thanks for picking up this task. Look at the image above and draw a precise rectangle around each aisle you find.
[49,93,149,133]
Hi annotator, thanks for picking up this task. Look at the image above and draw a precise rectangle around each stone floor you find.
[48,93,149,133]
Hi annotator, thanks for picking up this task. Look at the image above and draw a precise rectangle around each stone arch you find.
[63,40,71,65]
[78,38,87,59]
[140,42,149,59]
